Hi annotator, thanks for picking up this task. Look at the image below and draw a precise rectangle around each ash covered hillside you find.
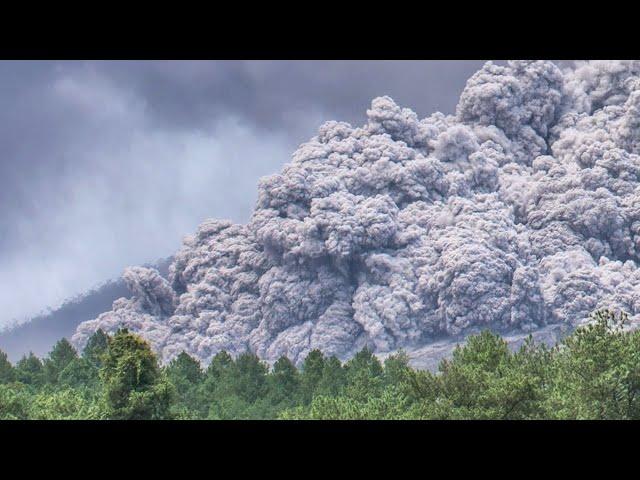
[73,60,640,366]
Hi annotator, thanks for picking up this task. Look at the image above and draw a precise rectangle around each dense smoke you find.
[73,60,640,365]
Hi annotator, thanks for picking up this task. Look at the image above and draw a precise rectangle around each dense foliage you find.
[2,310,640,420]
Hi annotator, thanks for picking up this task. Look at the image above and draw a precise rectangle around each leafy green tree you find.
[300,349,325,404]
[15,352,45,386]
[281,387,410,420]
[27,388,103,420]
[0,384,29,419]
[0,350,15,384]
[82,329,109,368]
[44,338,78,384]
[207,394,252,420]
[100,329,174,420]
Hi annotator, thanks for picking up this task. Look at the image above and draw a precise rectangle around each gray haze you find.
[0,60,487,328]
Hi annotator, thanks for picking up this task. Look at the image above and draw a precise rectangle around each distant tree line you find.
[1,309,640,420]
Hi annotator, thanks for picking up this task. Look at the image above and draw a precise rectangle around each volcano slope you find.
[72,60,640,367]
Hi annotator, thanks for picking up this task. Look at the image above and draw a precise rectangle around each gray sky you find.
[0,60,488,328]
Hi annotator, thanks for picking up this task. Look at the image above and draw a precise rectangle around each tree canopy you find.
[2,309,640,420]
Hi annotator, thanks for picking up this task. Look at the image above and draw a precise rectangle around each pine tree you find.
[15,352,44,386]
[344,347,384,401]
[316,355,346,397]
[230,352,268,404]
[165,351,203,416]
[195,350,236,419]
[58,357,100,389]
[267,356,300,406]
[206,350,234,380]
[0,350,15,384]
[383,350,411,387]
[166,352,203,384]
[44,338,78,384]
[82,329,109,368]
[300,349,325,404]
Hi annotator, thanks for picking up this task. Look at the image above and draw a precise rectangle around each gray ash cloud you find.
[73,60,640,365]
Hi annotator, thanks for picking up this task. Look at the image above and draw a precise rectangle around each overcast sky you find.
[0,60,490,328]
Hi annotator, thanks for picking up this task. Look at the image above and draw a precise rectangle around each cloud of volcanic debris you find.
[73,60,640,365]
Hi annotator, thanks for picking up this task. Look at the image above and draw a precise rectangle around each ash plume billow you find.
[72,60,640,365]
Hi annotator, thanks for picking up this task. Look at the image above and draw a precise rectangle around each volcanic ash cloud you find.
[73,60,640,365]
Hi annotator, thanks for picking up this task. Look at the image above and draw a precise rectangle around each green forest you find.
[2,309,640,420]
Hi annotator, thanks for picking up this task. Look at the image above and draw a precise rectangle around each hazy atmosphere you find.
[0,60,487,328]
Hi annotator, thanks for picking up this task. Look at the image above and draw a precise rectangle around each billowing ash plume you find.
[73,60,640,365]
